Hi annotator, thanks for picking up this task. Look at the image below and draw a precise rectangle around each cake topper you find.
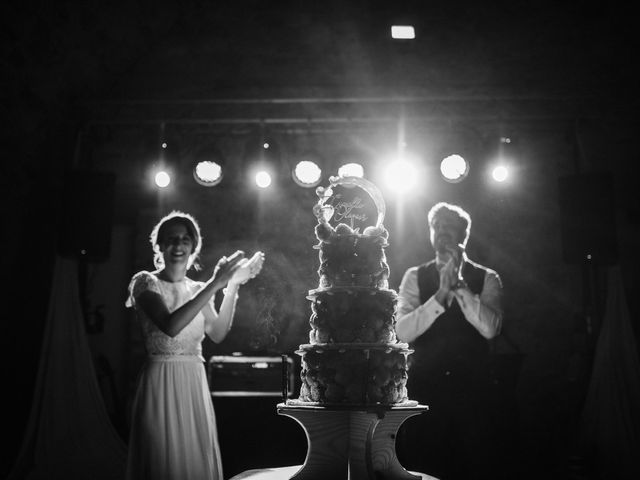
[313,176,386,234]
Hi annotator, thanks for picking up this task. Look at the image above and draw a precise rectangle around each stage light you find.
[492,165,509,182]
[383,158,417,193]
[391,25,415,39]
[255,170,272,188]
[338,163,364,178]
[292,160,322,187]
[483,132,517,186]
[191,144,225,187]
[243,128,281,190]
[193,161,223,187]
[155,170,171,188]
[440,154,469,183]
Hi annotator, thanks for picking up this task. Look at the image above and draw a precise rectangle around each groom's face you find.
[430,212,464,254]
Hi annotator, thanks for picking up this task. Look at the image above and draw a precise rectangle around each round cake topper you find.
[313,175,386,233]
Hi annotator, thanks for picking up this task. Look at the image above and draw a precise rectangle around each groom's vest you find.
[407,259,490,398]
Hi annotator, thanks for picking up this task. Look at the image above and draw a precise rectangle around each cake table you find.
[231,402,430,480]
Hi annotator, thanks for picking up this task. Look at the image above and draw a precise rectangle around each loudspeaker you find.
[57,170,116,261]
[558,171,618,265]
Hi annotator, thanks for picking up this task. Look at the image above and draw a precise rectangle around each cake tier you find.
[297,343,411,405]
[306,288,398,344]
[315,233,389,289]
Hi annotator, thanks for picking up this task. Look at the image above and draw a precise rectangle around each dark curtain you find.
[8,256,126,480]
[580,266,640,479]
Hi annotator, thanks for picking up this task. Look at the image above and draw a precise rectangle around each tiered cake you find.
[292,176,415,406]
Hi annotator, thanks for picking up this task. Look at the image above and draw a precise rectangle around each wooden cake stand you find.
[271,402,431,480]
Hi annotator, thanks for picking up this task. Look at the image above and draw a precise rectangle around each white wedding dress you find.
[125,271,223,480]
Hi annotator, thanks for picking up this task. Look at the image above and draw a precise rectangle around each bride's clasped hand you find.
[230,251,266,285]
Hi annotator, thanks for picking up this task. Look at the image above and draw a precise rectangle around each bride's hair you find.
[149,211,203,270]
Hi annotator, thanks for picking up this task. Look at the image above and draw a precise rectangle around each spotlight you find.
[255,170,272,189]
[440,154,469,183]
[243,130,281,189]
[486,135,516,185]
[292,160,322,187]
[338,163,364,178]
[492,165,509,182]
[193,161,223,187]
[383,158,417,194]
[155,170,171,188]
[192,144,225,187]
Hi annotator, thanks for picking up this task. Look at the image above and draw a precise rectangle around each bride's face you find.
[160,223,194,268]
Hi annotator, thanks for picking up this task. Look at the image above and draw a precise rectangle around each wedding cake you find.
[291,176,415,406]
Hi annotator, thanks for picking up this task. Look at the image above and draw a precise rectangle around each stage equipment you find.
[208,355,295,398]
[337,162,364,178]
[391,25,415,39]
[492,165,509,182]
[440,153,469,183]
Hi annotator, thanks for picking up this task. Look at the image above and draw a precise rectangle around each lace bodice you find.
[126,271,208,359]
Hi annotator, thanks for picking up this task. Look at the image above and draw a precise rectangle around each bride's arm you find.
[203,283,241,343]
[136,253,245,338]
[137,279,223,338]
[204,252,265,343]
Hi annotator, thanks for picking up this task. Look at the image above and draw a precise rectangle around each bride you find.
[125,210,264,479]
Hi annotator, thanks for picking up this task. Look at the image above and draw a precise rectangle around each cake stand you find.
[275,402,429,480]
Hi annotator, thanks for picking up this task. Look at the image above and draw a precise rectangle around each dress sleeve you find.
[125,271,161,308]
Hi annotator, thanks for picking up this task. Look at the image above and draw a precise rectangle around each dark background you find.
[2,0,639,478]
